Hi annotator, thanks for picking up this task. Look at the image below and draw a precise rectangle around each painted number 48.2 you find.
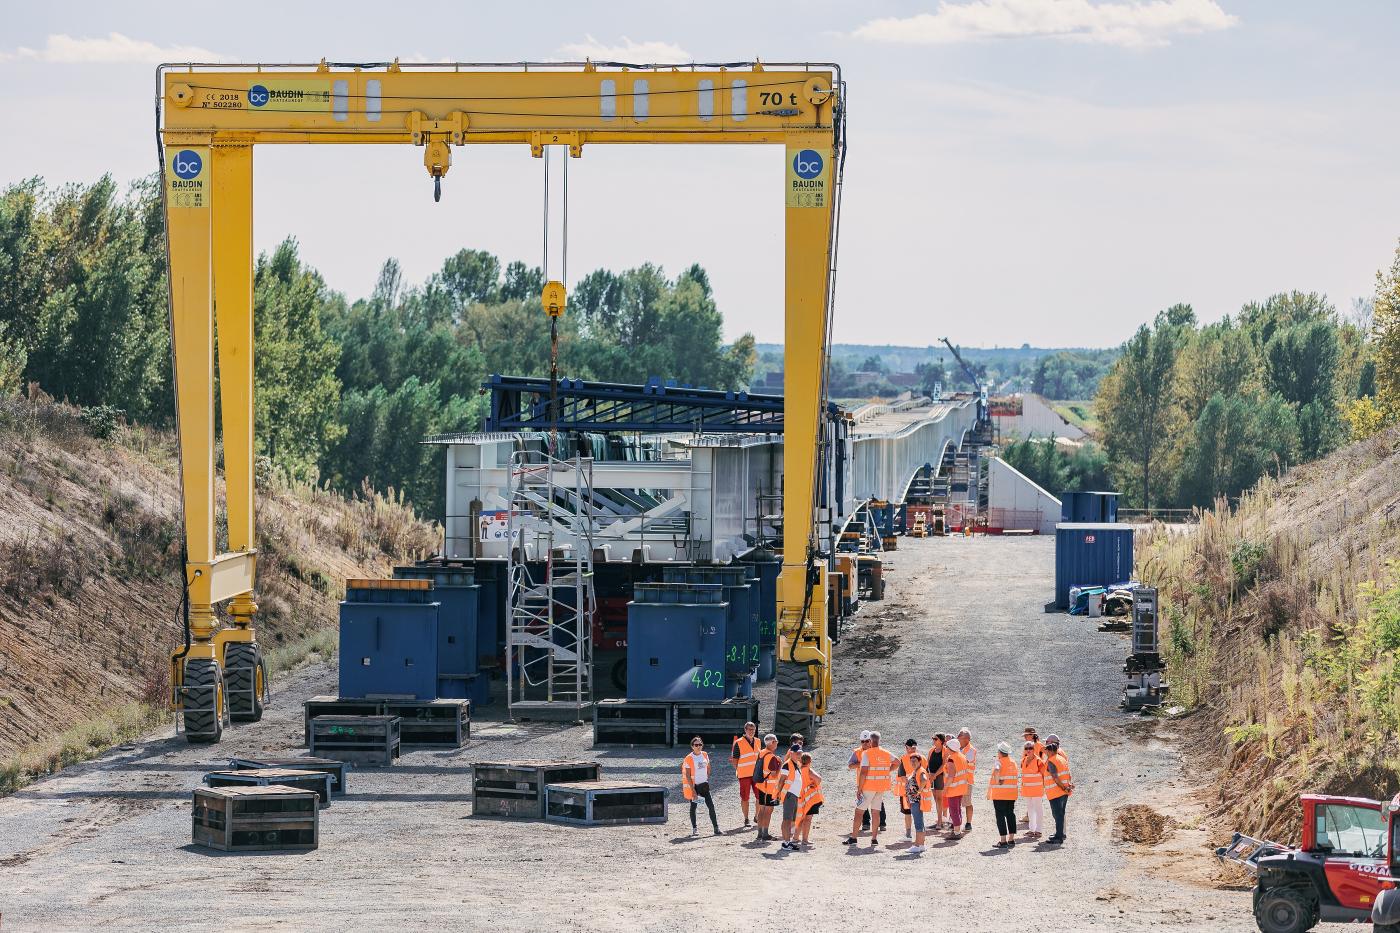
[691,669,723,688]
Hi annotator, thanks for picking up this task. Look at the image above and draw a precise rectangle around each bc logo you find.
[172,150,203,180]
[792,149,824,180]
[248,84,269,107]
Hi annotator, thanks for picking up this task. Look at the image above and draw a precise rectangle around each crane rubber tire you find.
[182,658,225,744]
[225,642,265,723]
[774,661,816,742]
[1254,887,1318,933]
[610,657,627,693]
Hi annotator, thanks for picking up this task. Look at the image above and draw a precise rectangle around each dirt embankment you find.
[1140,426,1400,843]
[0,395,437,759]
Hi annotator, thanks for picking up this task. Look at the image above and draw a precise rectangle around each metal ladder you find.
[505,449,597,722]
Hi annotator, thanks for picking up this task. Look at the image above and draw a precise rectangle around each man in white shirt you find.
[957,727,977,833]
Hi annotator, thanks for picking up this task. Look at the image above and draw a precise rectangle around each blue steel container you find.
[1054,523,1134,609]
[339,581,440,700]
[393,564,480,699]
[627,583,728,701]
[1061,491,1119,524]
[661,567,759,679]
[751,558,781,681]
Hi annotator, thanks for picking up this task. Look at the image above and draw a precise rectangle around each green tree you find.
[1374,239,1400,422]
[253,239,345,477]
[1177,393,1296,506]
[1097,309,1187,508]
[440,248,501,309]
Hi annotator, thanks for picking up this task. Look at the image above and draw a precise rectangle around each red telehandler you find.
[1217,793,1400,932]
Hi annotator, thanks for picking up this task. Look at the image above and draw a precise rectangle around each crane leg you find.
[775,134,836,741]
[211,144,264,722]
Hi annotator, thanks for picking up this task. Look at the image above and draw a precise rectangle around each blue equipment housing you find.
[626,583,729,702]
[339,581,440,701]
[391,564,480,701]
[661,566,758,696]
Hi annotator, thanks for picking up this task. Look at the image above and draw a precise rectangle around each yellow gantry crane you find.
[157,58,843,742]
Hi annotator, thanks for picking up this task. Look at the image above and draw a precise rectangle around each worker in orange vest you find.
[847,730,887,832]
[778,741,806,850]
[894,738,920,840]
[942,736,970,839]
[1043,735,1074,845]
[796,752,823,848]
[986,742,1020,848]
[903,752,934,854]
[1019,738,1046,839]
[844,730,895,847]
[681,736,722,836]
[957,727,977,833]
[729,721,761,828]
[752,733,782,842]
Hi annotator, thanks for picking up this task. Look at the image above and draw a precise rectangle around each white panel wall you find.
[987,457,1062,534]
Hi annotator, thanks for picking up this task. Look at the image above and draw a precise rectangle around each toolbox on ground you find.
[228,756,350,795]
[204,768,334,806]
[191,784,319,852]
[308,714,401,766]
[471,760,602,819]
[544,780,668,826]
[672,698,761,747]
[592,698,673,747]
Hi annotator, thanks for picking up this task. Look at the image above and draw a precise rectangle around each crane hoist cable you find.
[541,147,569,455]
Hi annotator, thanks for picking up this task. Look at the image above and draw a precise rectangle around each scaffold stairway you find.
[506,450,597,722]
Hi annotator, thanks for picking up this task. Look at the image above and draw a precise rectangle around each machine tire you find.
[610,657,627,693]
[1374,925,1400,933]
[871,575,886,601]
[224,642,265,723]
[182,657,225,744]
[774,661,816,740]
[1254,887,1318,933]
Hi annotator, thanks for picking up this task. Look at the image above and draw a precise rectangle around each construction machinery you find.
[1122,586,1169,711]
[156,59,843,742]
[1216,793,1400,932]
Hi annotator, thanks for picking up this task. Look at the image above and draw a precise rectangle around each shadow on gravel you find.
[178,844,316,858]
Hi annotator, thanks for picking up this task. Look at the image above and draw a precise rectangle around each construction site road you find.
[0,535,1253,931]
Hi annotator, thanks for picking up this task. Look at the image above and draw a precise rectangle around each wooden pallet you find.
[545,780,669,826]
[471,760,602,819]
[227,756,350,795]
[592,699,672,747]
[672,698,761,747]
[192,784,318,852]
[205,768,334,807]
[309,715,401,767]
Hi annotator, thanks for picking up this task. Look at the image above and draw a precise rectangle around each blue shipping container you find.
[339,583,440,700]
[1054,523,1134,610]
[661,567,759,677]
[392,565,480,699]
[627,583,728,702]
[1060,491,1120,524]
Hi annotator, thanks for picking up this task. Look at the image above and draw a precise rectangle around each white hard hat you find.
[946,738,961,753]
[859,730,872,741]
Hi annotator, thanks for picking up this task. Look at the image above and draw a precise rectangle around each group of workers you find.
[680,722,1075,854]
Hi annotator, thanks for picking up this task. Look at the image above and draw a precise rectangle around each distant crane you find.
[939,337,982,392]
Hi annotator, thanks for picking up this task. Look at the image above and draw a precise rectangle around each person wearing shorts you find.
[797,754,823,847]
[845,730,895,848]
[778,743,805,850]
[928,733,948,829]
[730,721,761,828]
[753,733,782,842]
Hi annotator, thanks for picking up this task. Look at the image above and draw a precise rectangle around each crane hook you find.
[433,175,442,203]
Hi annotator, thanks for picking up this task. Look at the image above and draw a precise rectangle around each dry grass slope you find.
[0,394,438,787]
[1139,425,1400,841]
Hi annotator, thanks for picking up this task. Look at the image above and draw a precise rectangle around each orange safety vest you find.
[755,749,781,795]
[681,751,709,801]
[798,771,825,819]
[780,761,805,799]
[1045,752,1073,800]
[944,750,969,798]
[986,754,1019,801]
[859,745,896,793]
[908,767,934,813]
[1019,753,1045,798]
[894,751,918,798]
[732,735,760,779]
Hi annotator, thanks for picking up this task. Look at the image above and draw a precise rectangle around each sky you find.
[1,0,1397,348]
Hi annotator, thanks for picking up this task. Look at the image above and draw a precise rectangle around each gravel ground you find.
[0,535,1255,931]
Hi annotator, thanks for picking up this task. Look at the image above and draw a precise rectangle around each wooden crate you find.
[309,715,400,767]
[592,699,672,747]
[384,698,470,747]
[303,696,385,746]
[471,760,602,819]
[227,756,349,795]
[672,698,761,748]
[192,785,318,852]
[205,768,334,807]
[545,781,668,826]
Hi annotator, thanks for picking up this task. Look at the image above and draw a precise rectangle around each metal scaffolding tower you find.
[505,449,597,722]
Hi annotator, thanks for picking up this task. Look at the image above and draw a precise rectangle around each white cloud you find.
[0,32,230,64]
[853,0,1238,48]
[558,35,692,63]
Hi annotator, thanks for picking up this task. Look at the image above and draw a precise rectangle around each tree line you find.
[1089,276,1399,510]
[0,175,757,519]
